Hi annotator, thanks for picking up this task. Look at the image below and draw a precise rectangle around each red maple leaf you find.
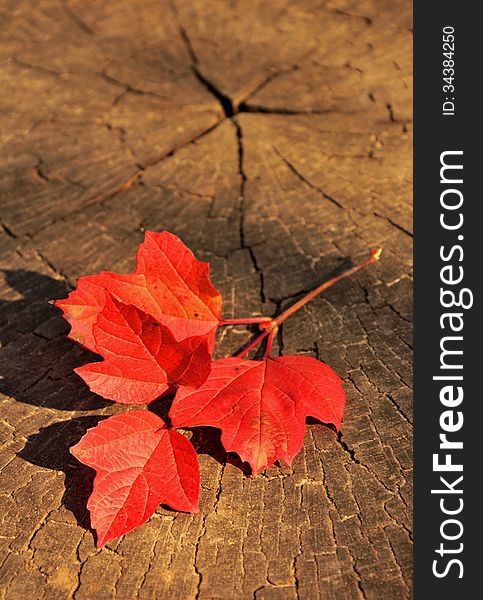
[55,231,222,353]
[54,233,379,546]
[71,411,200,548]
[75,294,211,404]
[169,356,346,475]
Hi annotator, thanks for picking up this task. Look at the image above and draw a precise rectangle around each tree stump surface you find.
[0,1,412,598]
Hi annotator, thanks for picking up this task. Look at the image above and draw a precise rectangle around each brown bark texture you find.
[0,1,412,598]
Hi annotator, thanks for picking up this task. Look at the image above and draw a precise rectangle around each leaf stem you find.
[229,248,382,359]
[264,325,278,358]
[235,330,269,358]
[260,248,382,330]
[219,317,273,326]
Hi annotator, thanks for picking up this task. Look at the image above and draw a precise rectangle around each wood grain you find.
[0,1,412,598]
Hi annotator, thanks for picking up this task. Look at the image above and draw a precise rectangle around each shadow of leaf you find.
[18,416,107,529]
[0,269,109,410]
[188,426,252,476]
[148,398,252,475]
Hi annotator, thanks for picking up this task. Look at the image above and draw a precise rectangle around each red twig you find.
[261,248,382,330]
[226,248,382,359]
[219,317,272,326]
[235,330,269,358]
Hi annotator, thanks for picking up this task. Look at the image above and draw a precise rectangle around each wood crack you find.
[1,1,412,597]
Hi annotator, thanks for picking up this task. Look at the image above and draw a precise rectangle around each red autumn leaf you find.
[170,356,346,475]
[55,231,222,353]
[71,411,200,548]
[75,294,211,404]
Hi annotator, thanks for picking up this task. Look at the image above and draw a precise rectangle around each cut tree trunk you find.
[0,1,412,598]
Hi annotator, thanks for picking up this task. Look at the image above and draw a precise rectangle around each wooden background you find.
[0,1,412,598]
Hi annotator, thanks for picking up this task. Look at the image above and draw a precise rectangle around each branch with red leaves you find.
[54,231,381,547]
